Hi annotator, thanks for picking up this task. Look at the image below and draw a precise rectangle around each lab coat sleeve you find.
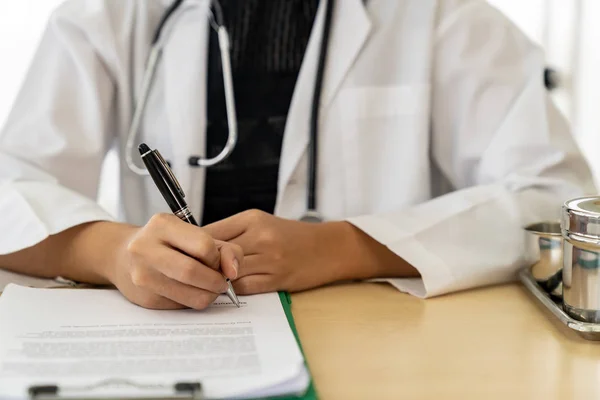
[0,3,119,255]
[347,0,597,298]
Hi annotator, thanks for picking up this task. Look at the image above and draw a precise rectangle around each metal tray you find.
[519,267,600,341]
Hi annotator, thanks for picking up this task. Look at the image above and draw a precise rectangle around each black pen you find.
[138,143,241,308]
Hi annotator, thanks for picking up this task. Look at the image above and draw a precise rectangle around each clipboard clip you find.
[28,379,203,400]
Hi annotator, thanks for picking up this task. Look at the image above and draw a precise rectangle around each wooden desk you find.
[292,283,600,400]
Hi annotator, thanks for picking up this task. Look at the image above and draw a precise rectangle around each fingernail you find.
[232,258,239,279]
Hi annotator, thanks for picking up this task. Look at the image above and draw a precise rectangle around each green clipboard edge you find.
[252,292,318,400]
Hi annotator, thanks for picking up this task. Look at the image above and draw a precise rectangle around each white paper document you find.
[0,270,75,292]
[0,285,309,399]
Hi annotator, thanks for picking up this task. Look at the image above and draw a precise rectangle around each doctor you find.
[0,0,595,310]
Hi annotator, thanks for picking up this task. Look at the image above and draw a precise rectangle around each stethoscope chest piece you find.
[300,210,324,223]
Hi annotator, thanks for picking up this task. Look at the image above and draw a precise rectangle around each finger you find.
[232,274,276,295]
[216,241,244,280]
[234,254,269,279]
[132,266,220,310]
[204,210,261,241]
[134,294,185,310]
[228,233,260,256]
[150,247,228,294]
[148,214,220,269]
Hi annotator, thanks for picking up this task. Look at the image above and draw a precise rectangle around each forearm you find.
[0,221,137,285]
[325,221,420,281]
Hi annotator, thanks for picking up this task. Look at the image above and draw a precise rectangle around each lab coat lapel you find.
[276,0,372,215]
[162,2,210,221]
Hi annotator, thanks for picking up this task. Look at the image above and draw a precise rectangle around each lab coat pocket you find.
[339,84,431,216]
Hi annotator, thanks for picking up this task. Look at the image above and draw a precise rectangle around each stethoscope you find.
[125,0,336,223]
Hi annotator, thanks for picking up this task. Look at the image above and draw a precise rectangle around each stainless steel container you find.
[561,197,600,323]
[524,221,563,297]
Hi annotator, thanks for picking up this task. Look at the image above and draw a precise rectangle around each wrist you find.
[314,221,368,282]
[320,221,418,282]
[58,221,139,285]
[95,223,140,285]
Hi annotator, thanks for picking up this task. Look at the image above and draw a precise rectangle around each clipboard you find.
[27,292,318,400]
[270,292,318,400]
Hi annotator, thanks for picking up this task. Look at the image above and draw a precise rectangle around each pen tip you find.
[225,280,241,308]
[138,143,150,155]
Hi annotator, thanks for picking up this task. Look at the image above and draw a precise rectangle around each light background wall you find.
[0,1,63,124]
[488,0,600,185]
[0,1,597,217]
[0,0,120,214]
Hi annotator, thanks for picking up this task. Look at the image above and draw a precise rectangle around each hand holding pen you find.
[126,143,241,308]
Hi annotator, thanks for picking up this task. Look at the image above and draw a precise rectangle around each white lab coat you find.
[0,0,595,298]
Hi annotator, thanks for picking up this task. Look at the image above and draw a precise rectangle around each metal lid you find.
[561,196,600,239]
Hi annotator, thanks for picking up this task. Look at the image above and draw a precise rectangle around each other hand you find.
[111,214,243,310]
[204,210,362,294]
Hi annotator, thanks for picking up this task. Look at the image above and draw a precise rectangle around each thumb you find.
[215,240,243,280]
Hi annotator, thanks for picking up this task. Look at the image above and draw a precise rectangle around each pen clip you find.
[155,150,186,198]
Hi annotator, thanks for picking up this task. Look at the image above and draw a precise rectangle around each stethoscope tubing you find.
[126,0,237,175]
[127,0,335,222]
